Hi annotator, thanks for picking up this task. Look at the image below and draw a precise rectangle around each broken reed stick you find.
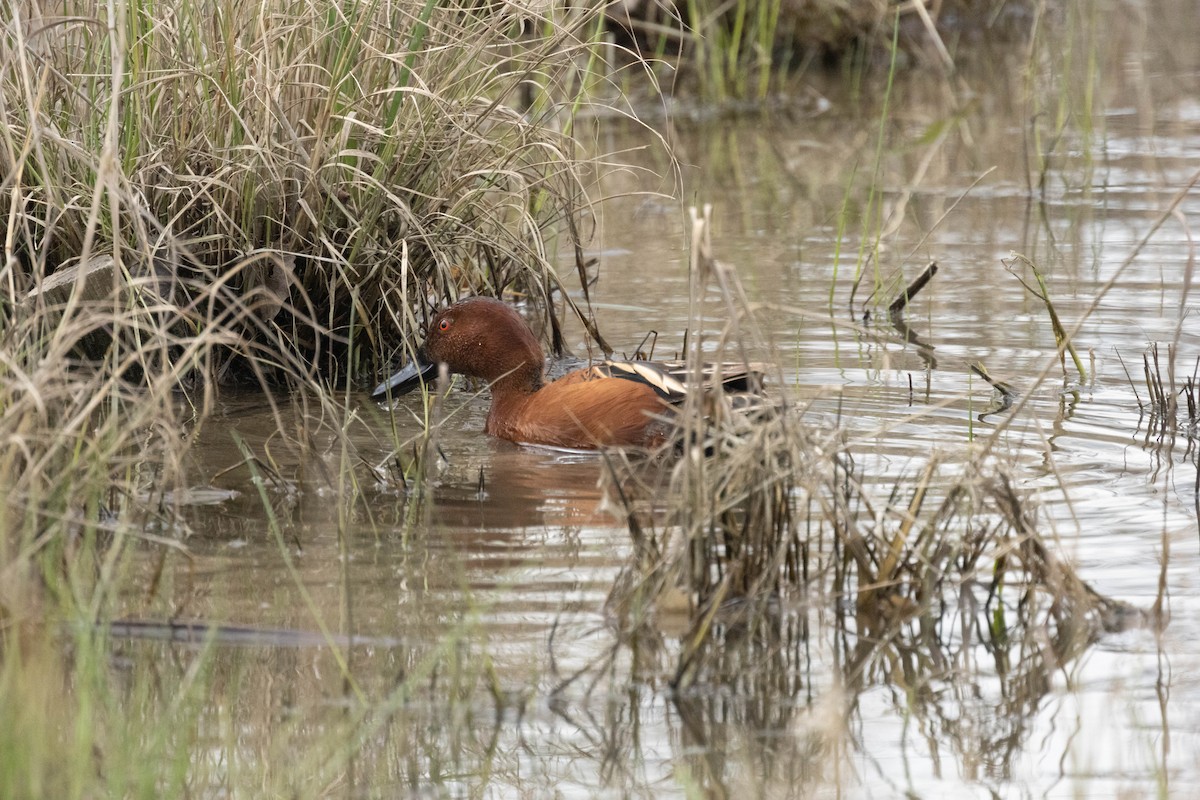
[888,261,939,317]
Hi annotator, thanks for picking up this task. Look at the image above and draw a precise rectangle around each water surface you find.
[121,4,1200,796]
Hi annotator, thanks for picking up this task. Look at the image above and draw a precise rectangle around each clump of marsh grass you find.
[0,276,230,791]
[2,0,609,391]
[1118,343,1200,441]
[601,209,1131,692]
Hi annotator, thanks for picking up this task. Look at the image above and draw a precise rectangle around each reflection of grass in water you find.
[1027,0,1103,204]
[592,138,1193,789]
[0,620,515,795]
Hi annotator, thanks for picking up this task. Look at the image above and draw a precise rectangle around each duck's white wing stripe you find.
[599,360,689,401]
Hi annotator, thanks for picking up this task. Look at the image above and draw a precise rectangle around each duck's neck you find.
[485,364,542,438]
[483,327,544,397]
[491,363,542,396]
[477,318,544,430]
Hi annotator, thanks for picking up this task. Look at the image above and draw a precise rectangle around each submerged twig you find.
[970,362,1018,419]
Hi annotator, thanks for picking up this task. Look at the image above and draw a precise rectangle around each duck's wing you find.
[592,360,689,402]
[594,359,767,403]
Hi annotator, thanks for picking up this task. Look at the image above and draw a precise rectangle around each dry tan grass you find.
[2,0,612,395]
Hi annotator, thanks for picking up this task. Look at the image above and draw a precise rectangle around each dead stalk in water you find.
[887,261,939,319]
[1004,253,1088,384]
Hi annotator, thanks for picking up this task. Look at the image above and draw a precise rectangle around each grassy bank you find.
[607,0,1037,100]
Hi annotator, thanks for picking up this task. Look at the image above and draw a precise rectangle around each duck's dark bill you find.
[371,358,439,398]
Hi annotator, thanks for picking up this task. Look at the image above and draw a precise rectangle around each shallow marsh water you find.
[116,3,1200,796]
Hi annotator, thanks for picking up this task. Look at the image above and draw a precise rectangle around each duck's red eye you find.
[438,318,451,331]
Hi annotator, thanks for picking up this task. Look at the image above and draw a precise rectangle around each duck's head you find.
[372,297,545,398]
